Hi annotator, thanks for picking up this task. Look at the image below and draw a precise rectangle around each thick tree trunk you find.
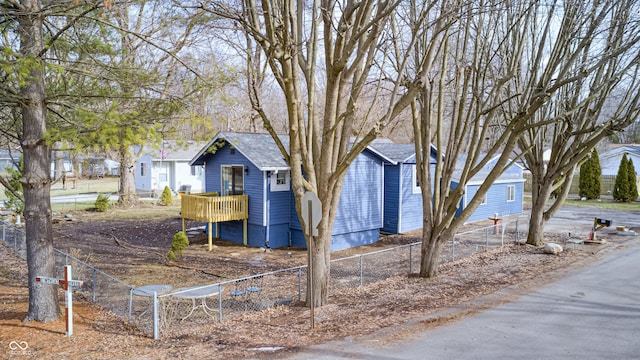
[526,197,546,246]
[419,229,446,278]
[526,172,555,246]
[19,0,61,322]
[307,228,331,307]
[117,144,139,207]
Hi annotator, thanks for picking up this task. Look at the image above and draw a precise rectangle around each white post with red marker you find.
[35,265,83,337]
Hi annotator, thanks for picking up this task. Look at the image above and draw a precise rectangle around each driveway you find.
[541,204,640,236]
[286,205,640,360]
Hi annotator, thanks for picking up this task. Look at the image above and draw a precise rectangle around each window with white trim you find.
[506,185,515,202]
[412,165,421,194]
[270,171,290,192]
[480,193,487,205]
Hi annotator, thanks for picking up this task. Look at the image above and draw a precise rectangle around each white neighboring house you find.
[0,149,19,173]
[135,140,206,195]
[599,145,640,176]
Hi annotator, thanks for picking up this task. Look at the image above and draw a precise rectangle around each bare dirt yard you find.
[1,203,638,359]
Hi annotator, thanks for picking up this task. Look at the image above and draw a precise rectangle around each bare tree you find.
[407,0,529,277]
[515,0,640,246]
[194,0,437,305]
[406,0,640,276]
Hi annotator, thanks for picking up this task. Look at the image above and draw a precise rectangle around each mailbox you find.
[596,218,612,227]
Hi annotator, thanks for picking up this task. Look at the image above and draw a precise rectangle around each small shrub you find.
[95,194,111,212]
[170,231,189,256]
[160,186,173,205]
[166,250,177,262]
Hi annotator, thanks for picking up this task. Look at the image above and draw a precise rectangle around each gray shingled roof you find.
[190,132,290,170]
[454,154,524,184]
[144,140,208,161]
[368,142,416,164]
[192,132,441,169]
[618,145,640,156]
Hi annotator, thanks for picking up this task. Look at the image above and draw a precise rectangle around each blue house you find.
[457,155,525,222]
[369,143,524,234]
[368,141,429,234]
[188,132,383,251]
[186,132,524,251]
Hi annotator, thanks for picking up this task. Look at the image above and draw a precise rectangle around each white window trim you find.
[270,171,290,192]
[480,193,487,205]
[412,165,421,194]
[506,185,515,202]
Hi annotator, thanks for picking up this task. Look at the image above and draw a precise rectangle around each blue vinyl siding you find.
[331,152,383,234]
[289,229,307,248]
[202,144,384,250]
[290,229,379,252]
[382,165,400,233]
[267,179,291,225]
[289,194,302,231]
[398,164,423,233]
[203,142,264,226]
[461,158,524,223]
[289,151,383,235]
[465,181,524,223]
[266,173,291,248]
[289,150,383,250]
[217,221,265,247]
[267,224,291,248]
[202,142,267,246]
[330,229,380,252]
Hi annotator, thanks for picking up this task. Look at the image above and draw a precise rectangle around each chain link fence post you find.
[153,292,159,340]
[452,235,455,261]
[485,227,489,250]
[409,244,413,274]
[297,267,302,301]
[359,255,364,287]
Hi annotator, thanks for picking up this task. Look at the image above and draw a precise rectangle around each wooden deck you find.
[181,193,248,250]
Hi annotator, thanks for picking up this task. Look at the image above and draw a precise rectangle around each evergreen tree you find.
[591,148,602,199]
[613,153,631,201]
[579,149,601,199]
[579,159,590,198]
[627,157,638,201]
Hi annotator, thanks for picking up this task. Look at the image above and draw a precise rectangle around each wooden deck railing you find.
[181,192,248,223]
[180,192,249,250]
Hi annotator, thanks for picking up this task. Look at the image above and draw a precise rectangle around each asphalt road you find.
[287,209,640,360]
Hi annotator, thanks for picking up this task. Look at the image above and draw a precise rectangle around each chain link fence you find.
[1,220,27,259]
[1,216,529,339]
[156,216,530,339]
[2,219,141,334]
